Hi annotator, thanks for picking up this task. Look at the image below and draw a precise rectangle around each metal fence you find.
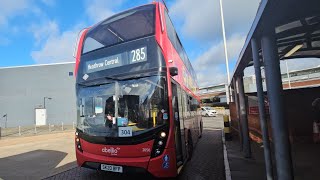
[0,122,76,139]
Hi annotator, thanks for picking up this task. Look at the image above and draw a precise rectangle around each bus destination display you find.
[85,46,147,73]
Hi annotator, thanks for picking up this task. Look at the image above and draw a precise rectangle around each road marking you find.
[222,130,232,180]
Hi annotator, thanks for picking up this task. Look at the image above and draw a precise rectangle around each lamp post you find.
[2,114,7,128]
[219,0,231,103]
[285,60,292,89]
[43,97,52,109]
[43,97,52,126]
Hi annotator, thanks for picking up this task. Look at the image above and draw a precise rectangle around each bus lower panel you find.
[76,148,149,169]
[76,147,178,178]
[147,148,177,178]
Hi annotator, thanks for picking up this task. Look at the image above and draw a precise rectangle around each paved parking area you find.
[226,133,320,180]
[0,131,76,180]
[0,116,225,180]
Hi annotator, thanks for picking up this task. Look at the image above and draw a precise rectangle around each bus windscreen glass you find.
[82,4,155,54]
[77,76,169,137]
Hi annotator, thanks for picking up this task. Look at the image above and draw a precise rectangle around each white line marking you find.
[222,130,232,180]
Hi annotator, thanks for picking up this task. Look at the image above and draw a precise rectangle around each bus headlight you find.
[75,131,83,152]
[151,128,169,158]
[160,132,166,138]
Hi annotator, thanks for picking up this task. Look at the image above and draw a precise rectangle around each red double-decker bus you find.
[73,2,202,178]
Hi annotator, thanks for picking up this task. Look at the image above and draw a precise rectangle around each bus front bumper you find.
[76,147,177,178]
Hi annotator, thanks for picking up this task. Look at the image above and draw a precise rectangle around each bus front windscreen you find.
[82,4,155,54]
[77,76,169,137]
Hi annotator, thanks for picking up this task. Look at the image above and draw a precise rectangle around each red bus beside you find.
[73,2,202,178]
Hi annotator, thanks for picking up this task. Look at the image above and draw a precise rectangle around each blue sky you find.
[0,0,263,86]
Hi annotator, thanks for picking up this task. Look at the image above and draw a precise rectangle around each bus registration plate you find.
[101,164,123,173]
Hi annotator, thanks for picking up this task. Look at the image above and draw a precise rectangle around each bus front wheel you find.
[199,121,203,138]
[187,132,193,161]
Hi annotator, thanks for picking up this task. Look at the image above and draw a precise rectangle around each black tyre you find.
[187,132,193,161]
[199,121,203,138]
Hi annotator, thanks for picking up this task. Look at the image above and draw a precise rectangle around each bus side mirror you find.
[169,67,178,76]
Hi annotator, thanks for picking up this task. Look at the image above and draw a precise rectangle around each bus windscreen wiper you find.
[104,76,121,81]
[107,28,124,42]
[77,77,118,86]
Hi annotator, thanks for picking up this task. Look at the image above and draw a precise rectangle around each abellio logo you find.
[102,147,120,155]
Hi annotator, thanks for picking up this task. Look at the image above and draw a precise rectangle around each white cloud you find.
[223,0,261,34]
[30,0,126,64]
[31,23,84,64]
[41,0,55,6]
[193,34,245,87]
[0,0,49,47]
[193,33,245,86]
[170,0,260,41]
[170,0,216,41]
[0,0,31,27]
[29,20,59,44]
[197,66,227,87]
[85,0,124,23]
[170,0,261,86]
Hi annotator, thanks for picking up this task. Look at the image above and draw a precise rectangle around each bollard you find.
[0,127,1,139]
[49,123,51,132]
[34,124,37,134]
[223,115,232,141]
[62,122,64,131]
[19,126,21,136]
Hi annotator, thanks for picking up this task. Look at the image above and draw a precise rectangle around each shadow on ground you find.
[0,150,68,180]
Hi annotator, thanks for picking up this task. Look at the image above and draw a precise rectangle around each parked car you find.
[201,107,217,117]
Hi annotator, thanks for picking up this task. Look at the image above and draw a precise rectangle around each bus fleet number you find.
[131,47,146,62]
[118,127,132,137]
[121,130,131,135]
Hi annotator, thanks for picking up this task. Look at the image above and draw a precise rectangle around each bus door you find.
[171,82,185,167]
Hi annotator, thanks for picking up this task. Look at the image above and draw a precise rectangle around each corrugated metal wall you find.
[0,62,76,127]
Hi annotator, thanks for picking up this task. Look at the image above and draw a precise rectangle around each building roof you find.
[0,62,75,70]
[231,0,320,85]
[199,83,226,90]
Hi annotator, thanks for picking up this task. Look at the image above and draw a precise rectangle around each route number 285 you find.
[131,47,146,62]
